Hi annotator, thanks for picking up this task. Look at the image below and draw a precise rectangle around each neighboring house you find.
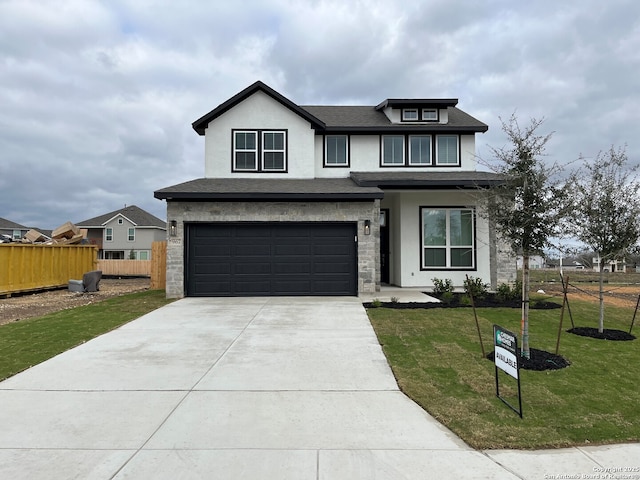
[154,81,512,298]
[76,205,166,260]
[516,255,546,270]
[592,257,626,273]
[0,217,30,241]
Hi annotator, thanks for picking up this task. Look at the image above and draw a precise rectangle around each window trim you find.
[422,108,438,121]
[232,129,288,173]
[261,131,287,172]
[401,108,419,122]
[408,135,432,166]
[380,135,405,166]
[127,227,135,242]
[420,206,476,270]
[435,135,460,166]
[324,134,350,167]
[105,227,113,242]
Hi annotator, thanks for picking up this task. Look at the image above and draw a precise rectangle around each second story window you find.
[436,135,459,165]
[409,135,432,165]
[233,130,287,172]
[382,135,405,165]
[128,228,135,242]
[105,228,113,242]
[325,135,349,166]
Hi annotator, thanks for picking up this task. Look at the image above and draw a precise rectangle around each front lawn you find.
[367,299,639,450]
[0,290,175,381]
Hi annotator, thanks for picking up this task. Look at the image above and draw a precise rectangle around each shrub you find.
[496,279,523,302]
[463,276,489,299]
[440,291,456,305]
[371,298,382,308]
[390,296,399,304]
[432,278,454,297]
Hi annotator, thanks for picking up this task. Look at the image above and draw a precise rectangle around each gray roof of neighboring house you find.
[76,205,166,228]
[0,217,29,230]
[154,178,384,201]
[350,171,507,188]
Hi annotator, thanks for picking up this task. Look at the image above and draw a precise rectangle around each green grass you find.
[367,300,640,450]
[0,290,175,381]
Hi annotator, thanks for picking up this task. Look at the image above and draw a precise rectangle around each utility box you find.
[68,279,84,292]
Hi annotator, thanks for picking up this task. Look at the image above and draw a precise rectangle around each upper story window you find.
[105,228,113,242]
[401,109,419,121]
[381,134,460,167]
[118,218,123,225]
[382,136,405,165]
[422,109,438,121]
[436,135,459,165]
[409,135,432,165]
[233,130,287,172]
[128,228,135,242]
[12,229,21,240]
[325,135,349,166]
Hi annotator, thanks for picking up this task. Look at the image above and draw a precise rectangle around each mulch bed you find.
[567,327,636,341]
[487,348,571,371]
[364,293,561,310]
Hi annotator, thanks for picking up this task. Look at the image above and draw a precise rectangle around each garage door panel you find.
[186,223,356,296]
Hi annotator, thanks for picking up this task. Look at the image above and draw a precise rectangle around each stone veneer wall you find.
[165,200,380,298]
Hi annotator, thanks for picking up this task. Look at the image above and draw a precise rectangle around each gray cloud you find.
[1,0,639,229]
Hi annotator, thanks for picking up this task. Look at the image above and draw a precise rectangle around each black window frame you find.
[420,206,477,271]
[323,134,350,168]
[379,134,461,168]
[232,129,288,173]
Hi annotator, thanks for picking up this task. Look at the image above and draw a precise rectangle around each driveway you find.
[0,297,636,479]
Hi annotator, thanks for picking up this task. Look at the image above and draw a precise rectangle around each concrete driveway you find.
[0,296,637,479]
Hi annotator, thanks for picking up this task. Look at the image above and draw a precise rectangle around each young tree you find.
[569,146,640,333]
[484,114,568,358]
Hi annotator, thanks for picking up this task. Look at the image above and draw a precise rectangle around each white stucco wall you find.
[203,91,316,179]
[380,190,492,288]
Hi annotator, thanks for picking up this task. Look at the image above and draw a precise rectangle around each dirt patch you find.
[0,278,151,325]
[534,282,640,309]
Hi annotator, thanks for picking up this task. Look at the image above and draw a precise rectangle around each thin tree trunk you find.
[521,254,530,359]
[599,262,605,333]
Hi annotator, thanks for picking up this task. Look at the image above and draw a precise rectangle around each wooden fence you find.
[0,244,97,296]
[150,241,166,290]
[96,259,152,277]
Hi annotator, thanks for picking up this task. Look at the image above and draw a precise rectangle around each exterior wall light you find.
[169,220,177,237]
[364,219,371,235]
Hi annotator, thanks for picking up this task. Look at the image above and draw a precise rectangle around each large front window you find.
[421,208,474,268]
[233,130,287,172]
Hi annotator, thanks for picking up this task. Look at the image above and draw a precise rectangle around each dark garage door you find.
[186,223,357,296]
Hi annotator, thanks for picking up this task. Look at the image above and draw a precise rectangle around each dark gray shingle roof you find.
[301,105,488,132]
[154,178,383,201]
[350,171,507,188]
[0,217,29,230]
[76,205,165,228]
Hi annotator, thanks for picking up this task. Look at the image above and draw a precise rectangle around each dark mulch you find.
[487,348,571,371]
[364,293,561,310]
[567,327,636,341]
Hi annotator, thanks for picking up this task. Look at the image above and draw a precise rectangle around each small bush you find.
[440,291,456,305]
[432,278,454,297]
[496,279,522,302]
[371,298,382,308]
[463,276,489,299]
[390,296,399,304]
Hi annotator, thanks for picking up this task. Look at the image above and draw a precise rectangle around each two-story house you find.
[155,81,512,298]
[76,205,166,260]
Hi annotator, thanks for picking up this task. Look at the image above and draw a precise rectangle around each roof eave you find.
[154,192,383,201]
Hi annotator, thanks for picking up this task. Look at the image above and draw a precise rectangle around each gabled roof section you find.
[0,217,29,230]
[76,205,165,229]
[301,105,488,133]
[375,98,459,110]
[154,178,383,201]
[192,81,326,135]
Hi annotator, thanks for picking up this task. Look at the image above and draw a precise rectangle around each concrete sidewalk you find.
[0,297,638,479]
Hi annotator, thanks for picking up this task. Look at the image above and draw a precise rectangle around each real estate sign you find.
[493,324,523,418]
[494,327,519,379]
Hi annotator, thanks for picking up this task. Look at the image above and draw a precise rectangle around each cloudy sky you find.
[1,0,638,230]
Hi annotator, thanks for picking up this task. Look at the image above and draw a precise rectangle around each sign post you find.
[493,325,523,418]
